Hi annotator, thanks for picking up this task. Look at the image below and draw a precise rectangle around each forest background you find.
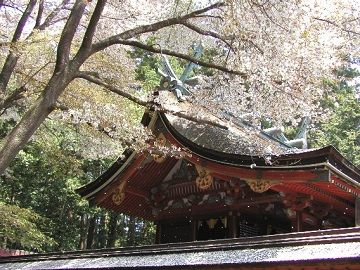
[0,0,359,252]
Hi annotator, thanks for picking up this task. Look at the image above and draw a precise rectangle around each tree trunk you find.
[0,0,89,176]
[0,70,73,175]
[127,216,136,246]
[0,53,19,93]
[78,213,88,250]
[86,214,96,249]
[97,213,107,248]
[117,214,127,247]
[0,0,37,93]
[107,212,119,248]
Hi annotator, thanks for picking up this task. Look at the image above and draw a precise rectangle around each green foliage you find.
[309,68,360,167]
[0,203,55,251]
[129,37,219,91]
[0,119,16,139]
[0,118,92,251]
[1,145,82,251]
[193,47,219,77]
[0,115,156,251]
[128,37,161,91]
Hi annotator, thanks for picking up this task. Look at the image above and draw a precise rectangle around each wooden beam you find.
[272,184,355,216]
[126,185,149,200]
[95,154,147,204]
[296,211,303,232]
[229,195,282,210]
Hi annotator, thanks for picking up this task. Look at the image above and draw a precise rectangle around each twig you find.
[118,40,247,78]
[314,17,360,36]
[180,21,234,50]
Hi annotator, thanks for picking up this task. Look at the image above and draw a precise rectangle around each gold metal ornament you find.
[153,155,166,163]
[246,180,275,193]
[112,181,126,205]
[152,133,167,163]
[195,165,213,190]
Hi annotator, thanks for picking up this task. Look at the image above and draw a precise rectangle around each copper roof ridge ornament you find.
[156,43,310,152]
[157,42,203,101]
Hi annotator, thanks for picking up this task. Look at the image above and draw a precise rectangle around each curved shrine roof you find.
[77,105,360,222]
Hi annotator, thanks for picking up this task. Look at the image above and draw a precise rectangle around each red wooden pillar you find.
[191,219,197,241]
[296,211,303,232]
[228,212,237,238]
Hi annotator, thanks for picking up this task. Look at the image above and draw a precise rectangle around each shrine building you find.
[1,55,360,270]
[76,56,360,245]
[76,104,360,244]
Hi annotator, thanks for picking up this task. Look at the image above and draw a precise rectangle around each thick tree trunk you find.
[0,0,94,176]
[0,70,73,175]
[0,53,19,93]
[107,212,119,248]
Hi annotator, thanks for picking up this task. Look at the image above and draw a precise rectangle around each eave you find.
[76,112,360,221]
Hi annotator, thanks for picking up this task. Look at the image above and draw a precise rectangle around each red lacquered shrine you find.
[74,55,360,269]
[2,96,360,270]
[77,100,360,245]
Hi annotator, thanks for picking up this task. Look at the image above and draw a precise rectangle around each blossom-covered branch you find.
[118,40,247,77]
[77,72,229,130]
[91,2,225,53]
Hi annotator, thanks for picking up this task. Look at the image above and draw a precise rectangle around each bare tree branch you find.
[36,0,70,30]
[91,2,225,53]
[117,40,247,78]
[180,21,233,50]
[12,0,37,42]
[78,0,106,53]
[0,61,53,112]
[0,0,70,95]
[0,86,27,115]
[314,17,360,36]
[35,0,44,29]
[77,72,149,107]
[0,3,24,13]
[194,14,223,21]
[88,2,245,76]
[0,0,37,93]
[55,0,87,72]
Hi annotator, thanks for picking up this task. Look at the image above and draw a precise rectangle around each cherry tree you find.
[0,0,359,175]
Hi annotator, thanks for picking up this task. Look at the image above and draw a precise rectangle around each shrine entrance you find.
[156,211,294,244]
